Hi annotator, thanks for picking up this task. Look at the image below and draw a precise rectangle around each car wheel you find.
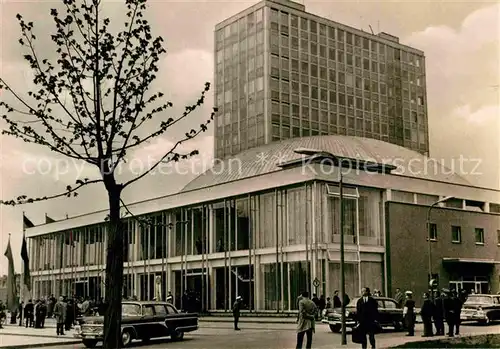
[82,339,98,348]
[121,329,133,347]
[171,330,185,341]
[480,315,492,325]
[329,324,341,333]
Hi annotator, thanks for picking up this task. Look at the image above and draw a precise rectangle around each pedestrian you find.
[18,302,23,326]
[433,291,445,335]
[403,291,416,336]
[182,291,189,312]
[0,300,6,328]
[421,292,435,337]
[38,300,47,328]
[394,288,404,309]
[232,296,242,331]
[65,299,74,331]
[443,289,456,337]
[10,307,17,324]
[318,295,326,320]
[333,290,342,308]
[166,292,173,304]
[452,291,463,336]
[24,299,34,328]
[54,296,67,335]
[356,287,379,349]
[296,291,317,349]
[47,294,55,318]
[311,293,319,314]
[326,297,332,309]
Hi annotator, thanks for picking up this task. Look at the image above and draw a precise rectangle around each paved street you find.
[45,322,500,349]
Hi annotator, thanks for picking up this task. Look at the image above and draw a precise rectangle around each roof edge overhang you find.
[25,165,319,238]
[442,258,500,264]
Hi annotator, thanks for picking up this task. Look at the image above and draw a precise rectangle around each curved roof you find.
[182,135,471,192]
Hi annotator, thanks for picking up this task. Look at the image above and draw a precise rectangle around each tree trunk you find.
[103,183,124,349]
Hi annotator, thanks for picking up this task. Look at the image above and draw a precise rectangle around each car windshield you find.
[122,304,141,316]
[465,296,493,304]
[347,298,360,307]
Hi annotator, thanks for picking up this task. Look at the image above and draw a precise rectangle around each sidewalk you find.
[0,322,80,349]
[1,323,74,338]
[8,315,297,326]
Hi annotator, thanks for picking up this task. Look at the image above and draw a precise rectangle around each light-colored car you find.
[460,294,500,325]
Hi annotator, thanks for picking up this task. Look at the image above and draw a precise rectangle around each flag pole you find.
[21,212,26,323]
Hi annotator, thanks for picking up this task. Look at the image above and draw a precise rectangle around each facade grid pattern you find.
[214,1,429,159]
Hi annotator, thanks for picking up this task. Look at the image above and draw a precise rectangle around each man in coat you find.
[420,292,435,337]
[433,291,445,335]
[394,288,404,308]
[232,296,242,331]
[24,299,34,328]
[53,296,67,335]
[333,290,342,308]
[443,289,456,337]
[296,291,317,349]
[403,291,416,336]
[452,291,463,336]
[356,287,379,349]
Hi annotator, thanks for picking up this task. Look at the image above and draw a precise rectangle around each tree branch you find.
[121,109,215,190]
[0,178,102,206]
[119,198,173,229]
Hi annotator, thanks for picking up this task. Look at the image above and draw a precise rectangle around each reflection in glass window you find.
[122,304,141,316]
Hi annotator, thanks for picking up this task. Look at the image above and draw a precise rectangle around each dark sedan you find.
[322,297,403,333]
[74,301,198,348]
[460,294,500,324]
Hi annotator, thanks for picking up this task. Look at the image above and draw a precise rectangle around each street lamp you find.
[293,148,391,345]
[427,196,455,293]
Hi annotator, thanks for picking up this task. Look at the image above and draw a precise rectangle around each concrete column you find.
[484,202,490,213]
[255,256,261,310]
[209,205,214,254]
[209,266,215,310]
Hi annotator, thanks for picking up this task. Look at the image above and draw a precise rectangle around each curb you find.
[0,340,81,349]
[0,332,74,339]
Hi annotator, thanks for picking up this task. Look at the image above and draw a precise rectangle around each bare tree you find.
[0,0,215,347]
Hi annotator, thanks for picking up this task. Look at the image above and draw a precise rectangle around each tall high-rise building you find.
[214,0,428,159]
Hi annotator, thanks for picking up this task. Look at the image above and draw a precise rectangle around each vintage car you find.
[460,294,500,324]
[322,297,403,333]
[74,301,199,348]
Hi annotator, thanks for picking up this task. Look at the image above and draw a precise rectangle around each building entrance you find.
[449,276,489,294]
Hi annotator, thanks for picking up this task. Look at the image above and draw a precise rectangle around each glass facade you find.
[30,182,385,311]
[214,2,429,159]
[215,8,266,159]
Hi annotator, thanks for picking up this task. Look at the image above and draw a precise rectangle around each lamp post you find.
[293,148,389,345]
[427,196,455,295]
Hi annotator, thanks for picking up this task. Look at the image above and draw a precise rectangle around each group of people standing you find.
[6,294,106,336]
[394,287,466,338]
[420,289,466,337]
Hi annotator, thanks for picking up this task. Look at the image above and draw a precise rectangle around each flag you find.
[45,214,56,224]
[21,232,31,291]
[4,237,18,312]
[23,214,35,230]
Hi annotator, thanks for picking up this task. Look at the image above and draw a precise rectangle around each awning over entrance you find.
[442,258,500,264]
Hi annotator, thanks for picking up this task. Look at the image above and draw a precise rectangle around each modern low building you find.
[26,136,500,309]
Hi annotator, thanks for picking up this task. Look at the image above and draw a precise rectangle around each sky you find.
[1,0,499,274]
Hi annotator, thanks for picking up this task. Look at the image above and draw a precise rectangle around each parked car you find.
[460,294,500,325]
[74,301,199,348]
[322,297,403,333]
